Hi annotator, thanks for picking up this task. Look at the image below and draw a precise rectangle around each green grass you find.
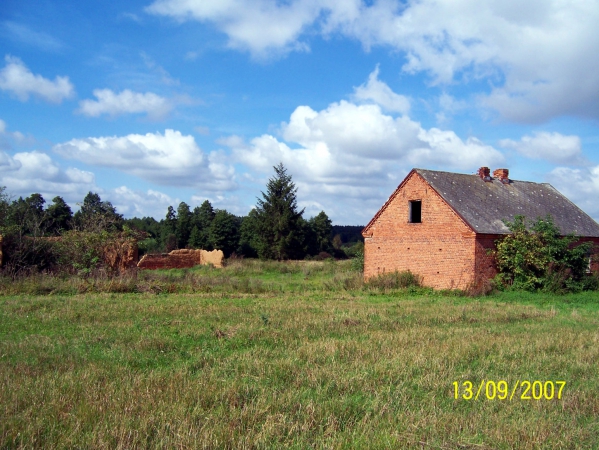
[1,260,599,448]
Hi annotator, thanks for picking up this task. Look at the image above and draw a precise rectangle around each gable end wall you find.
[363,172,476,289]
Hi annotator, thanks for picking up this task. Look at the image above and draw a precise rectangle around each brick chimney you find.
[477,166,491,182]
[493,168,510,184]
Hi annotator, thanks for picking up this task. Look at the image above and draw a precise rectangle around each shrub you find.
[0,232,58,277]
[351,250,364,272]
[53,230,138,276]
[494,215,595,293]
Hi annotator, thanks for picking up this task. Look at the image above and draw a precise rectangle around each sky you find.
[1,0,599,225]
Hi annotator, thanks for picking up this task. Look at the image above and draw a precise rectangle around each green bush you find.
[351,250,364,272]
[494,215,595,293]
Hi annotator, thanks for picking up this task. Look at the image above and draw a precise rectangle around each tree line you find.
[0,164,364,270]
[128,164,358,259]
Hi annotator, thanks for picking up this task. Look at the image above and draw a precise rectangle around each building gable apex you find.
[362,169,474,237]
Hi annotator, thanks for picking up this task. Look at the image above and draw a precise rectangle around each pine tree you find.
[255,163,305,260]
[161,205,177,252]
[188,200,215,249]
[74,192,123,232]
[209,210,240,257]
[46,196,73,234]
[309,211,333,254]
[238,209,260,257]
[176,202,192,248]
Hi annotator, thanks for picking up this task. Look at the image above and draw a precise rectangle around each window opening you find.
[409,200,422,223]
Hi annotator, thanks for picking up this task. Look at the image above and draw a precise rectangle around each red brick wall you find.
[137,249,224,270]
[363,171,477,289]
[474,234,502,284]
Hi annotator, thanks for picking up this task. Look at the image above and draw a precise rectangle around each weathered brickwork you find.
[363,166,599,290]
[103,238,139,273]
[363,172,478,289]
[137,249,224,270]
[474,234,501,283]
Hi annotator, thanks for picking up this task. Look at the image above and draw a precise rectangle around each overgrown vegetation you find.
[494,215,598,293]
[0,259,420,296]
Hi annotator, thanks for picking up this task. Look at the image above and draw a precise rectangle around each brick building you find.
[362,167,599,290]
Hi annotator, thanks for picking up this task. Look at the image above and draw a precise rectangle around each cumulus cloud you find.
[53,129,236,190]
[78,89,172,119]
[548,166,599,221]
[0,55,74,103]
[352,65,410,114]
[225,98,503,223]
[0,150,95,201]
[147,0,599,121]
[281,101,503,169]
[499,132,584,165]
[109,186,179,218]
[0,147,183,218]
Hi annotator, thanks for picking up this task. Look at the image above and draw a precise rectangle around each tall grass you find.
[2,260,599,448]
[0,259,361,296]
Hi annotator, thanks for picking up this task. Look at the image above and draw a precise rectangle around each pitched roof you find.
[415,168,599,236]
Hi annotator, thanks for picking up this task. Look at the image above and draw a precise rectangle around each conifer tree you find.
[188,200,215,249]
[46,196,73,234]
[176,202,192,248]
[255,163,305,260]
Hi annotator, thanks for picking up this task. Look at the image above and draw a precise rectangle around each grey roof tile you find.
[416,168,599,236]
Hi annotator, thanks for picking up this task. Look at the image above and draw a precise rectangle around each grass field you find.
[2,260,599,449]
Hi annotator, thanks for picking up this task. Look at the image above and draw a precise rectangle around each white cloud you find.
[225,97,503,223]
[0,150,95,202]
[109,186,178,218]
[435,93,467,124]
[0,55,74,103]
[78,89,172,119]
[500,132,584,165]
[53,129,236,190]
[0,119,33,147]
[352,65,410,114]
[147,0,599,121]
[146,0,319,58]
[0,150,22,172]
[0,148,183,219]
[280,100,503,169]
[548,166,599,221]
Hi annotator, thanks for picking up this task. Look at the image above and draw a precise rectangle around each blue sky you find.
[1,0,599,225]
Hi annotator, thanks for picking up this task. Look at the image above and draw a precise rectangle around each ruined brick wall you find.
[363,171,477,290]
[102,238,138,273]
[137,249,224,270]
[200,249,225,267]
